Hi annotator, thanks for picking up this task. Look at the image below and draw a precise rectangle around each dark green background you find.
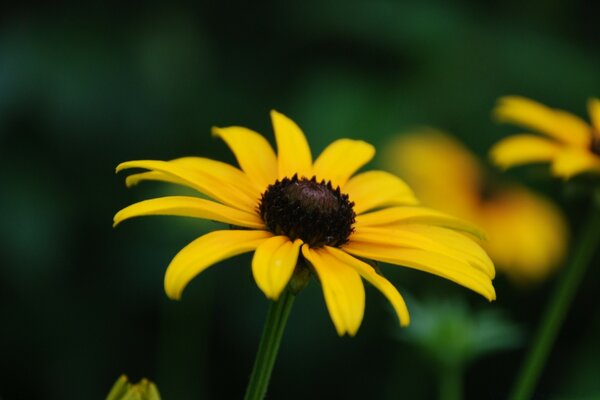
[1,1,599,398]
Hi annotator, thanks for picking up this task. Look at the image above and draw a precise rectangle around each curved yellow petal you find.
[113,196,264,229]
[342,241,496,301]
[212,126,278,190]
[164,230,272,300]
[252,236,303,300]
[324,246,410,327]
[313,139,375,188]
[271,110,312,179]
[117,160,257,213]
[352,226,494,278]
[124,157,260,200]
[126,170,188,189]
[302,246,365,336]
[494,96,590,146]
[489,134,562,170]
[402,225,495,278]
[355,206,484,239]
[551,147,600,178]
[588,98,600,135]
[343,171,419,214]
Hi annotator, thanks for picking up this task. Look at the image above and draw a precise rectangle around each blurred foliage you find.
[400,297,522,400]
[402,297,522,370]
[1,1,599,399]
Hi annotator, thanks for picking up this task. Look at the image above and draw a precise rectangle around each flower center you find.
[591,131,600,156]
[258,175,356,247]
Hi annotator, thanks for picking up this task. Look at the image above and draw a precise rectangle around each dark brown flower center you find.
[258,175,355,247]
[591,131,600,156]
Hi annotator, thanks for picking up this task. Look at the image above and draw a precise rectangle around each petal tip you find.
[261,287,279,301]
[487,287,497,302]
[165,287,182,301]
[335,327,347,337]
[115,163,127,173]
[124,176,138,188]
[211,126,222,137]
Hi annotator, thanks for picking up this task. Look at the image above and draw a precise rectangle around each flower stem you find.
[439,365,463,400]
[510,200,600,400]
[244,290,295,400]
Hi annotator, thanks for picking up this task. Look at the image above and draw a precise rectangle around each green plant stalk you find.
[510,202,600,400]
[439,365,463,400]
[244,290,295,400]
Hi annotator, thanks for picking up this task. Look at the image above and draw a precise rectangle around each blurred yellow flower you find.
[115,111,495,336]
[490,96,600,178]
[106,375,161,400]
[385,129,568,283]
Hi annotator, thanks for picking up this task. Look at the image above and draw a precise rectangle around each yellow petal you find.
[117,160,257,213]
[403,225,495,278]
[212,126,278,190]
[551,147,600,179]
[271,110,313,179]
[343,241,496,301]
[125,157,260,200]
[494,96,590,146]
[343,171,419,214]
[126,170,188,188]
[489,134,562,170]
[302,246,365,336]
[165,230,272,300]
[355,206,484,239]
[312,139,375,188]
[252,236,303,300]
[324,246,410,326]
[587,98,600,138]
[113,196,264,229]
[352,226,494,278]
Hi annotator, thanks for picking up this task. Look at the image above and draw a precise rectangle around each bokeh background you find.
[1,1,599,399]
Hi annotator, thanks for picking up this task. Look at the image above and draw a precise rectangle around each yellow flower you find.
[106,375,161,400]
[115,111,495,336]
[385,129,568,283]
[490,96,600,178]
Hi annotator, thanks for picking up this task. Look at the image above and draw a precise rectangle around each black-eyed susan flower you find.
[385,129,568,283]
[490,96,600,179]
[115,111,495,336]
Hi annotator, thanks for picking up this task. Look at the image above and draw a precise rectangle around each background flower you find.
[490,96,600,178]
[106,375,161,400]
[384,129,569,283]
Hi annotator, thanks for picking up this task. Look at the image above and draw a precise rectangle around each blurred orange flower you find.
[385,129,568,283]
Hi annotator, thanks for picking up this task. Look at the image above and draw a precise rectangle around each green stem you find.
[244,290,295,400]
[439,365,463,400]
[510,201,600,400]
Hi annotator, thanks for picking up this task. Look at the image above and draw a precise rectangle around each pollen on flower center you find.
[258,175,356,247]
